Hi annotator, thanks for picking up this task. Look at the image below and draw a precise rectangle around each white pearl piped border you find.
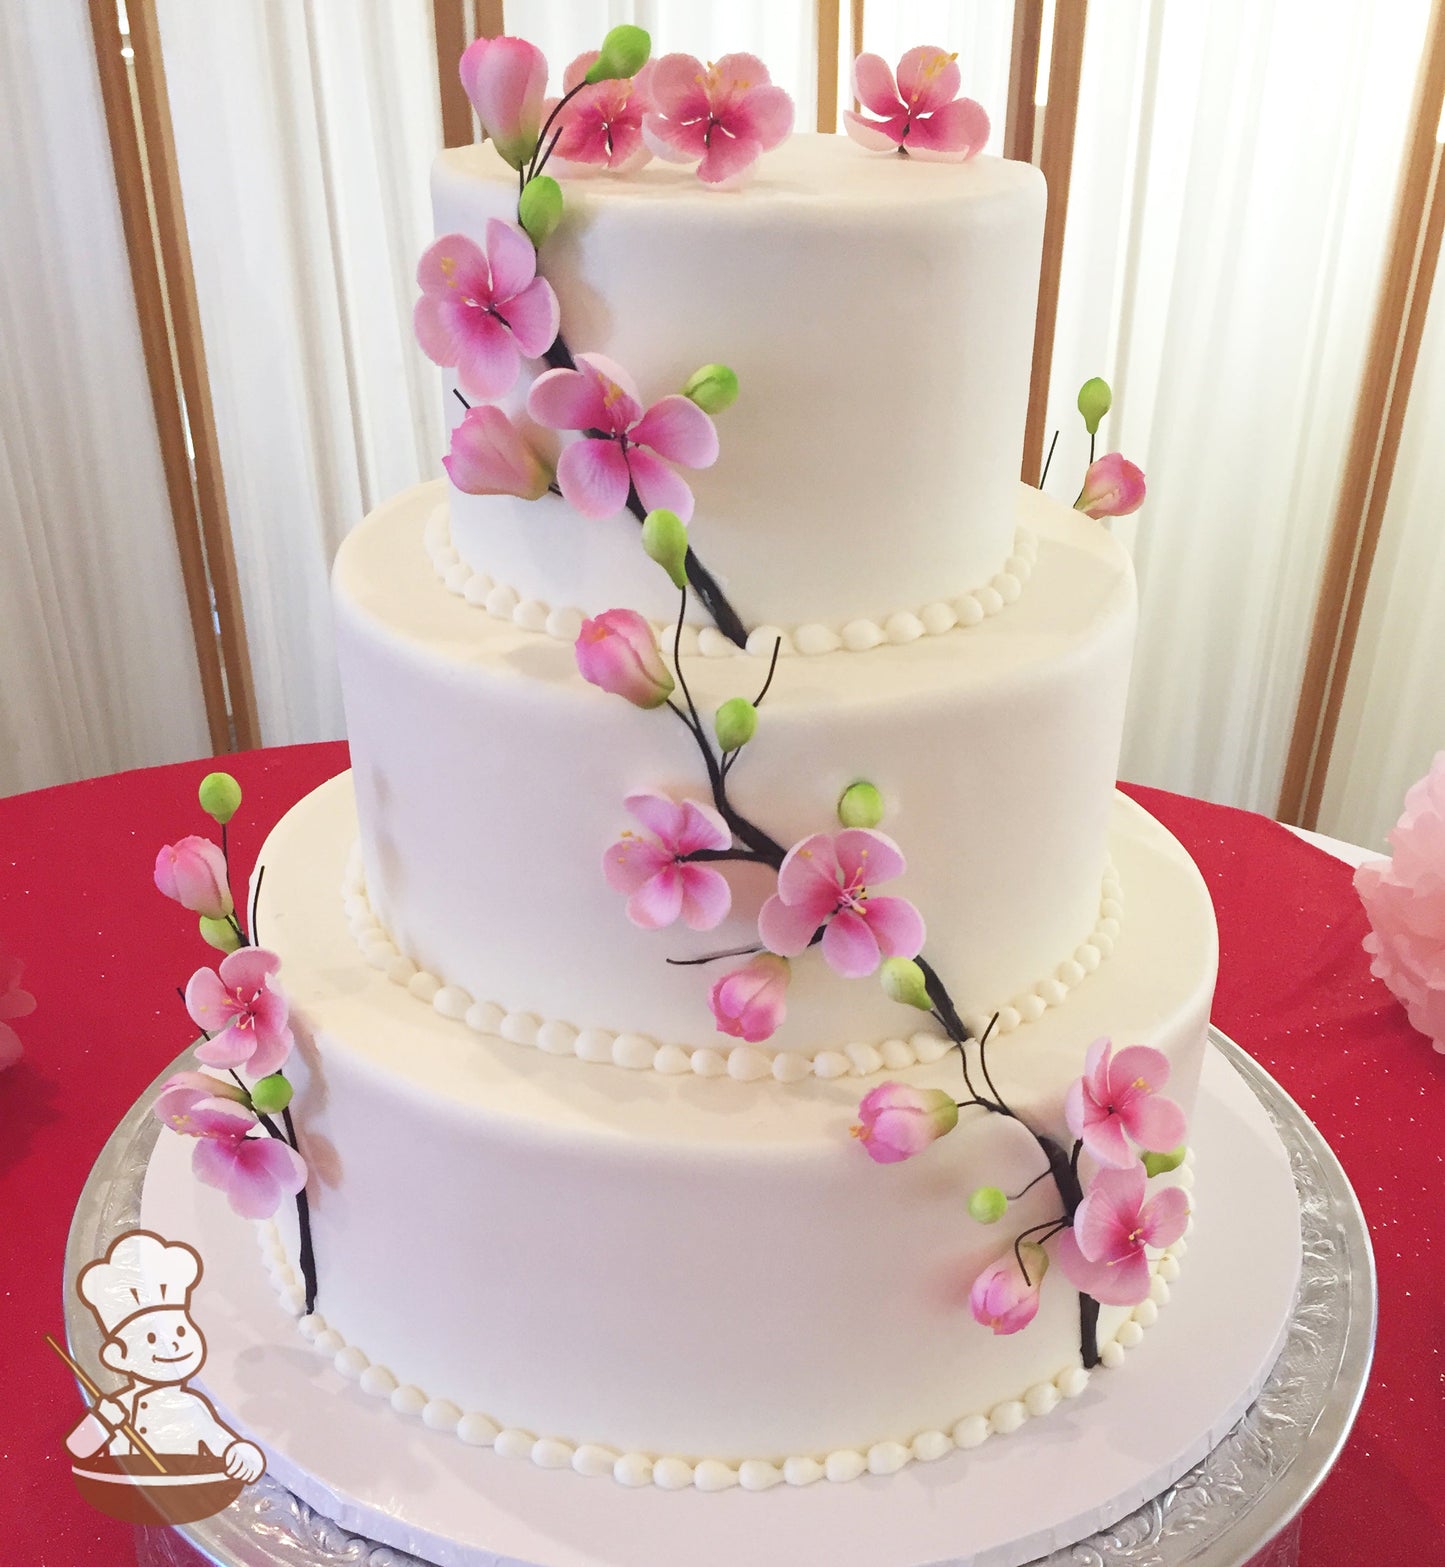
[342,846,1123,1080]
[423,505,1038,658]
[257,1160,1191,1492]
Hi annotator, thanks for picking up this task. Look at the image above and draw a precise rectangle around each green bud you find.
[198,771,242,825]
[714,697,758,752]
[837,780,884,829]
[1076,376,1112,436]
[250,1073,294,1114]
[641,507,689,590]
[879,956,931,1011]
[518,175,563,248]
[681,363,739,415]
[967,1185,1008,1225]
[198,914,242,953]
[585,24,651,83]
[1141,1144,1188,1179]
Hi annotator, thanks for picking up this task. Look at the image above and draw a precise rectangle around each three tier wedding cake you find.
[153,28,1217,1498]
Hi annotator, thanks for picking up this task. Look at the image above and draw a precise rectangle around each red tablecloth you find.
[2,743,1441,1564]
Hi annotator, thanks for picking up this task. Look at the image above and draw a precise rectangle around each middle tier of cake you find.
[334,479,1137,1066]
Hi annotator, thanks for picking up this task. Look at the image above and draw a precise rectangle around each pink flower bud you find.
[444,406,553,500]
[459,35,548,170]
[1075,452,1146,518]
[709,954,790,1043]
[851,1081,958,1164]
[154,836,233,919]
[969,1243,1048,1335]
[153,1070,249,1136]
[574,609,674,709]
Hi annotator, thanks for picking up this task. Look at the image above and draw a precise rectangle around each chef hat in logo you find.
[78,1230,202,1338]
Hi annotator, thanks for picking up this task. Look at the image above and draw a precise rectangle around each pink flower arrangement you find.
[642,53,794,185]
[161,1092,308,1220]
[154,836,233,920]
[851,1081,958,1164]
[459,35,548,170]
[759,829,924,978]
[186,948,294,1078]
[969,1242,1049,1335]
[528,353,719,522]
[414,225,560,401]
[709,954,790,1042]
[1075,453,1146,519]
[604,794,733,930]
[1063,1038,1186,1169]
[575,608,675,708]
[844,47,989,161]
[0,949,36,1073]
[1055,1162,1189,1307]
[444,405,553,499]
[549,52,655,172]
[1356,752,1445,1052]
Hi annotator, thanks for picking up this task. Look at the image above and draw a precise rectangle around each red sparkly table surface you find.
[1,742,1441,1565]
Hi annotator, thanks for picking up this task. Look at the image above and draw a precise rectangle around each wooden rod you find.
[1021,0,1088,484]
[433,0,473,149]
[88,0,230,754]
[850,0,865,98]
[46,1335,166,1474]
[816,0,841,133]
[1278,0,1445,828]
[126,0,260,751]
[1005,0,1045,164]
[475,0,505,40]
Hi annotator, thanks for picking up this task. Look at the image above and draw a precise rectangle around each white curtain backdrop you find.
[9,0,1442,837]
[1042,0,1432,816]
[156,0,444,747]
[0,0,210,798]
[1319,241,1445,851]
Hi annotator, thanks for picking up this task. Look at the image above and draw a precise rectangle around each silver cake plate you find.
[64,1029,1374,1567]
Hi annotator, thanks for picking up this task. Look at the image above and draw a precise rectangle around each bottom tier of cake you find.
[254,773,1217,1485]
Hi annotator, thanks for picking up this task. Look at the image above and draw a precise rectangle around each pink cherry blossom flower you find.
[459,34,548,170]
[575,608,675,708]
[414,224,560,401]
[1055,1162,1189,1307]
[183,1096,308,1220]
[758,829,925,978]
[0,951,35,1073]
[642,52,794,185]
[709,953,790,1042]
[153,1070,249,1135]
[1063,1038,1187,1170]
[154,836,233,920]
[444,405,554,500]
[547,53,655,173]
[1356,753,1445,1052]
[969,1242,1049,1335]
[604,794,732,931]
[1076,452,1146,518]
[852,1081,958,1163]
[843,47,989,162]
[186,948,294,1078]
[528,353,719,522]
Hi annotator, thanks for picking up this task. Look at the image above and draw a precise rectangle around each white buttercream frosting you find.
[340,841,1124,1079]
[257,1217,1186,1490]
[422,499,1038,657]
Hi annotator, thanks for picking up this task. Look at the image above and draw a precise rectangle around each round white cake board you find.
[139,1040,1299,1567]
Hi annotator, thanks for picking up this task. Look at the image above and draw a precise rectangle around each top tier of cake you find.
[434,135,1045,633]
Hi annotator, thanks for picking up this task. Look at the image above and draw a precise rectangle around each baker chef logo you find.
[51,1229,265,1525]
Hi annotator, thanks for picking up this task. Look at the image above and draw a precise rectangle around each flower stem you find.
[1039,428,1060,487]
[527,82,590,181]
[282,1103,318,1313]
